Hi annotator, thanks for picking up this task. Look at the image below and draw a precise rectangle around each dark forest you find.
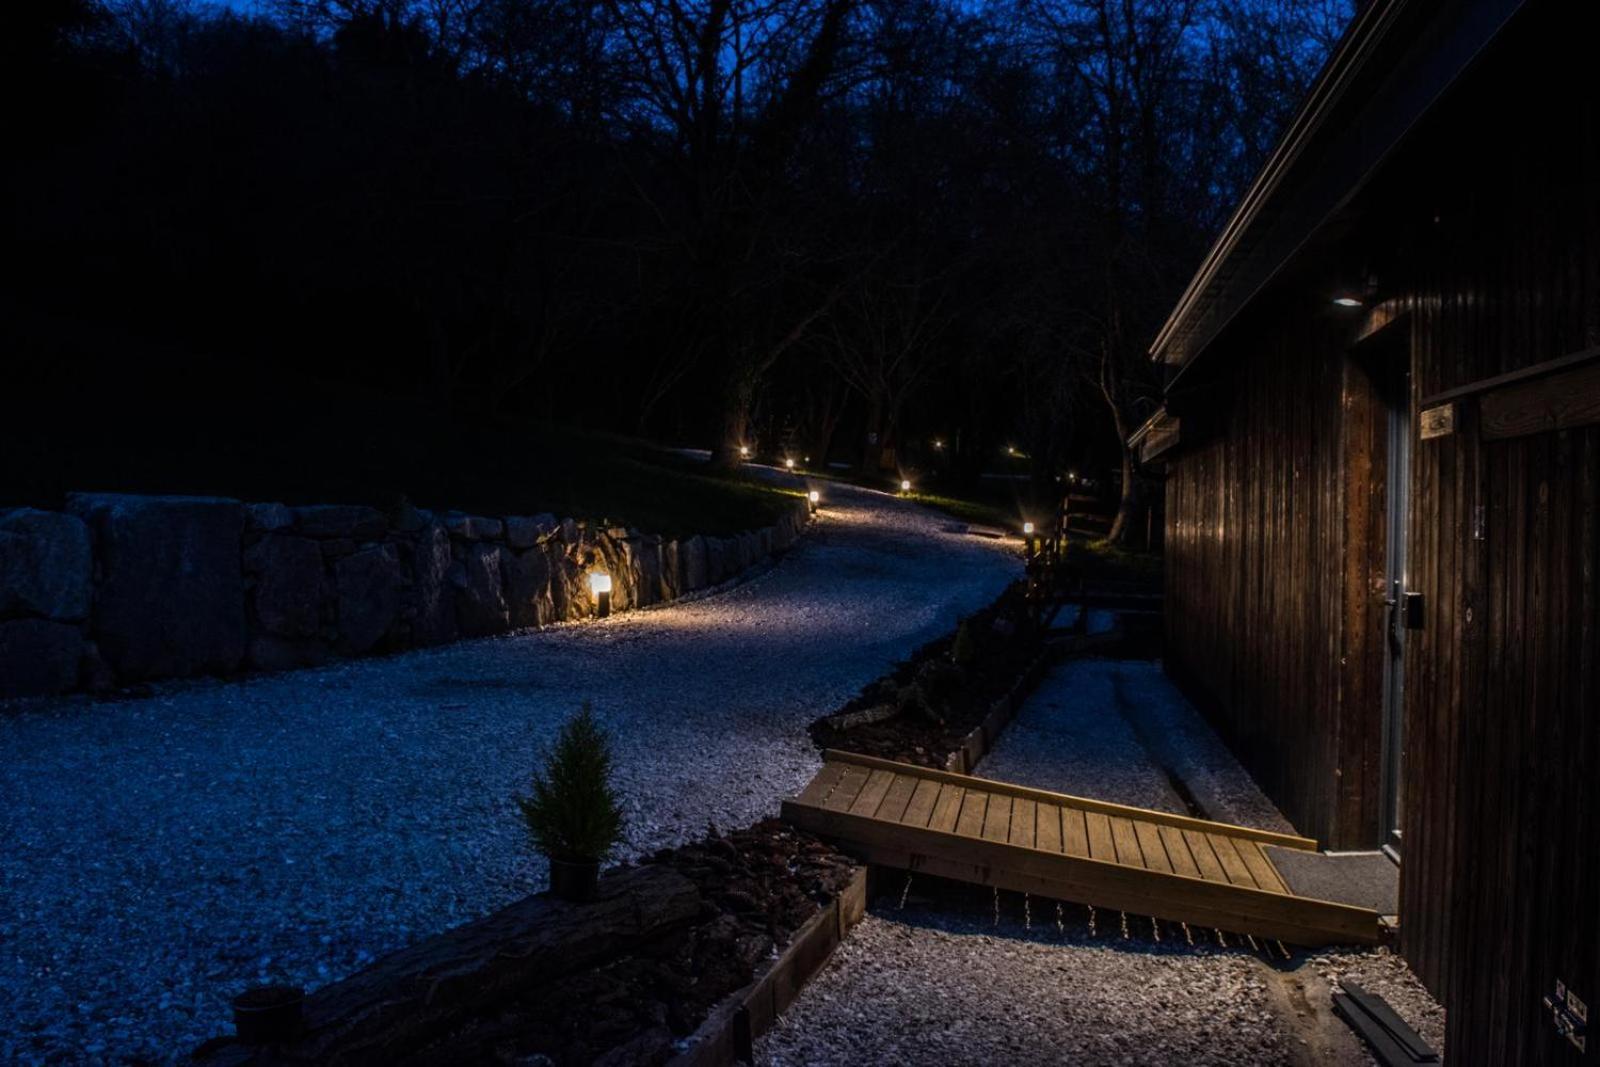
[10,0,1347,532]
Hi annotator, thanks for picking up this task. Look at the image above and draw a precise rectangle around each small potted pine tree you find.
[517,704,625,902]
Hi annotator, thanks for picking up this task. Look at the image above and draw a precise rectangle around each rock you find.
[660,540,681,601]
[248,634,330,673]
[67,494,247,680]
[245,535,324,638]
[410,523,458,646]
[681,536,708,592]
[627,537,662,608]
[443,513,504,541]
[79,640,116,693]
[293,505,387,541]
[549,553,583,621]
[504,547,554,629]
[390,501,429,534]
[504,514,557,550]
[0,618,82,697]
[452,543,508,636]
[243,502,294,536]
[0,508,92,622]
[336,544,405,654]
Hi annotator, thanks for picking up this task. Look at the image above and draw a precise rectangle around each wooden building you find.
[1140,0,1597,1060]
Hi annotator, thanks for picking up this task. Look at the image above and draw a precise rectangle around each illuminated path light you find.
[588,572,613,618]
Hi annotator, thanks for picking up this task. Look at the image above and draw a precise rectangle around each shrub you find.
[517,704,626,863]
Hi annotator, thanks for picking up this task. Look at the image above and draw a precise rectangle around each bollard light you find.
[1022,521,1034,535]
[808,489,820,514]
[900,479,911,493]
[785,457,795,470]
[588,572,613,618]
[739,445,751,458]
[1022,521,1036,559]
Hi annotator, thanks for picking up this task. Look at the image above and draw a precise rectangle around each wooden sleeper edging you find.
[668,866,869,1066]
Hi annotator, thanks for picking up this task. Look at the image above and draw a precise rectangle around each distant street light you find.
[808,489,820,514]
[1023,521,1035,558]
[785,457,795,470]
[900,479,911,493]
[739,445,751,459]
[588,572,613,618]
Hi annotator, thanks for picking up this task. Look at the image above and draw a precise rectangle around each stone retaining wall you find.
[0,493,810,699]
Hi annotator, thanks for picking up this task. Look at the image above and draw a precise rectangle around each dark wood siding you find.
[1162,3,1599,1060]
[1381,9,1600,1058]
[1163,309,1382,850]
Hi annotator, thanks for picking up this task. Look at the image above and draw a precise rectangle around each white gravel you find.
[761,905,1296,1066]
[759,655,1445,1066]
[981,658,1297,834]
[0,479,1018,1064]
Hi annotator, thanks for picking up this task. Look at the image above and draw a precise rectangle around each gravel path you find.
[0,479,1018,1064]
[760,656,1445,1066]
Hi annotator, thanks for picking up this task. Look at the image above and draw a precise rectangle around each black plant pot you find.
[232,984,304,1045]
[548,856,600,902]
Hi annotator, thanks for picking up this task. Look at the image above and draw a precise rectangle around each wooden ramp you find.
[782,751,1381,947]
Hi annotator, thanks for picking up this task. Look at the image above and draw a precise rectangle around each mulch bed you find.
[808,581,1046,768]
[394,822,857,1066]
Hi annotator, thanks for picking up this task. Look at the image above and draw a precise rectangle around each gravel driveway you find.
[0,478,1018,1064]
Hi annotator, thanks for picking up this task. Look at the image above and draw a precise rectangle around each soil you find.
[410,820,858,1066]
[808,581,1045,768]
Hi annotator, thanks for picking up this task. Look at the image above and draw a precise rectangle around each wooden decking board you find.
[1134,821,1174,874]
[955,789,989,838]
[783,755,1381,948]
[1158,825,1202,879]
[822,764,871,813]
[1109,817,1145,868]
[1208,834,1258,888]
[1061,807,1091,858]
[876,774,920,825]
[1009,798,1037,849]
[1182,829,1228,883]
[794,763,846,807]
[900,779,942,828]
[982,794,1014,843]
[928,784,965,832]
[1036,802,1063,853]
[849,769,897,817]
[1084,811,1115,862]
[1238,841,1289,895]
